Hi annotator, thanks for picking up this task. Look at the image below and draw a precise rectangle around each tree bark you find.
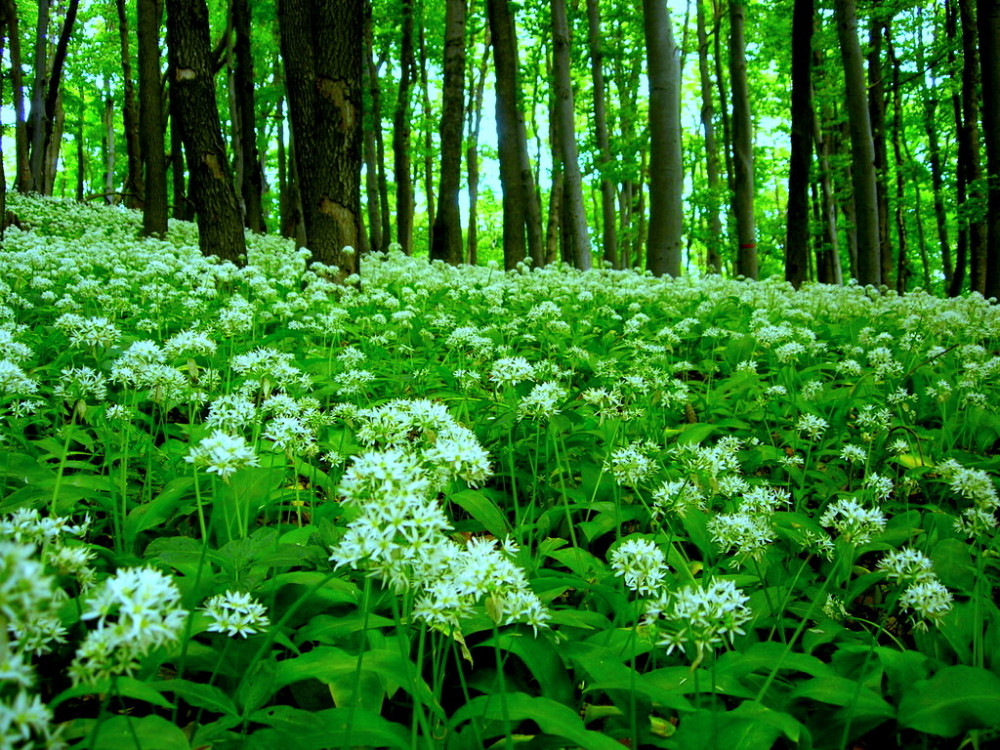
[27,0,50,193]
[363,4,391,252]
[642,0,683,277]
[785,0,814,288]
[551,0,591,270]
[138,0,168,237]
[165,0,246,264]
[393,0,416,252]
[430,0,466,265]
[362,3,381,254]
[729,0,757,279]
[834,0,881,286]
[278,0,362,276]
[466,35,489,265]
[586,0,618,269]
[418,22,436,253]
[696,0,723,274]
[867,16,892,288]
[979,0,1000,299]
[233,0,265,233]
[0,3,6,232]
[6,0,28,194]
[102,94,115,204]
[37,0,78,195]
[116,0,144,209]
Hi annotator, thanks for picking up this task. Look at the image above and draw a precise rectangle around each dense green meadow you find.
[2,196,1000,749]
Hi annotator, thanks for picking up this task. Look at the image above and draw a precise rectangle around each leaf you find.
[897,665,1000,737]
[89,714,190,750]
[448,693,624,750]
[672,702,802,750]
[716,641,833,681]
[51,677,174,710]
[125,477,195,545]
[248,705,409,750]
[483,631,575,705]
[787,675,895,722]
[158,678,239,716]
[447,488,510,537]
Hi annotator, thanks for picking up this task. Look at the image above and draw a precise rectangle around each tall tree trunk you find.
[7,1,27,194]
[835,0,881,286]
[418,21,436,252]
[552,0,592,270]
[642,0,682,277]
[102,94,115,203]
[466,35,489,265]
[713,0,735,202]
[27,0,50,193]
[430,0,466,265]
[586,0,618,268]
[0,3,6,232]
[729,0,757,278]
[979,0,1000,299]
[958,0,987,295]
[138,0,168,237]
[116,0,144,208]
[278,0,362,276]
[917,11,953,286]
[696,0,723,274]
[165,0,246,264]
[362,2,381,253]
[75,91,84,202]
[867,16,892,287]
[364,5,391,252]
[233,0,264,233]
[785,0,814,288]
[393,0,416,252]
[37,0,79,195]
[947,0,969,295]
[487,0,542,269]
[886,25,910,293]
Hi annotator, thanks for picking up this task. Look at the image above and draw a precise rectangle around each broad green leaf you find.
[248,705,409,750]
[787,675,895,721]
[898,665,1000,737]
[447,488,510,537]
[484,631,575,705]
[672,702,802,750]
[158,678,238,716]
[89,714,189,750]
[716,641,833,681]
[51,676,173,710]
[125,477,195,544]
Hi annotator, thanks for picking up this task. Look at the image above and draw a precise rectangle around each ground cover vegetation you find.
[1,195,1000,748]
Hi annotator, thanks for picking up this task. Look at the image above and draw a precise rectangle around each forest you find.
[3,1,1000,750]
[1,0,999,293]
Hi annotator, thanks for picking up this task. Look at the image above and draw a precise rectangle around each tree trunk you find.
[867,16,892,287]
[165,0,246,264]
[278,0,362,276]
[729,0,757,279]
[27,0,50,193]
[487,0,541,269]
[834,0,880,286]
[37,0,78,195]
[713,0,735,201]
[696,0,723,274]
[75,91,84,202]
[0,3,6,232]
[138,0,168,237]
[233,0,265,233]
[979,0,1000,299]
[958,0,987,296]
[551,0,592,270]
[466,36,489,265]
[364,4,391,252]
[6,1,27,194]
[418,22,436,253]
[586,0,618,268]
[393,0,416,252]
[116,0,144,208]
[785,0,813,288]
[103,94,115,204]
[362,2,381,253]
[430,0,466,265]
[886,25,910,293]
[642,0,682,277]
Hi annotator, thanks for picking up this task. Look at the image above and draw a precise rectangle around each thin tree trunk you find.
[466,34,489,265]
[393,0,416,252]
[586,0,618,268]
[785,0,814,288]
[958,0,987,295]
[6,1,28,194]
[418,20,436,252]
[116,0,144,208]
[696,0,723,273]
[362,2,381,253]
[103,94,115,204]
[868,16,892,287]
[364,6,391,251]
[886,25,910,293]
[38,0,79,195]
[166,0,246,264]
[979,0,1000,299]
[233,0,264,233]
[27,0,50,193]
[713,0,735,199]
[75,91,84,202]
[729,0,757,278]
[835,0,881,286]
[0,4,6,231]
[430,0,466,265]
[642,0,682,277]
[138,0,168,236]
[552,0,591,270]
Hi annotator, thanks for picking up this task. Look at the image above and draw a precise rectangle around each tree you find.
[586,0,618,268]
[487,0,543,269]
[729,0,757,279]
[642,0,683,277]
[278,0,362,277]
[695,0,723,274]
[116,0,144,208]
[980,0,1000,298]
[165,0,246,264]
[785,0,814,288]
[393,0,416,252]
[867,15,892,287]
[137,0,168,237]
[551,0,591,270]
[835,0,880,286]
[430,0,466,265]
[232,0,265,233]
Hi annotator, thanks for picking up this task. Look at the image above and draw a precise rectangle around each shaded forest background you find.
[1,0,999,297]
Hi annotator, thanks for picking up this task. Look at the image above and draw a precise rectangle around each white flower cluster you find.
[201,590,270,638]
[610,537,668,596]
[69,567,187,685]
[879,547,953,631]
[938,459,1000,537]
[819,497,887,545]
[185,430,260,479]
